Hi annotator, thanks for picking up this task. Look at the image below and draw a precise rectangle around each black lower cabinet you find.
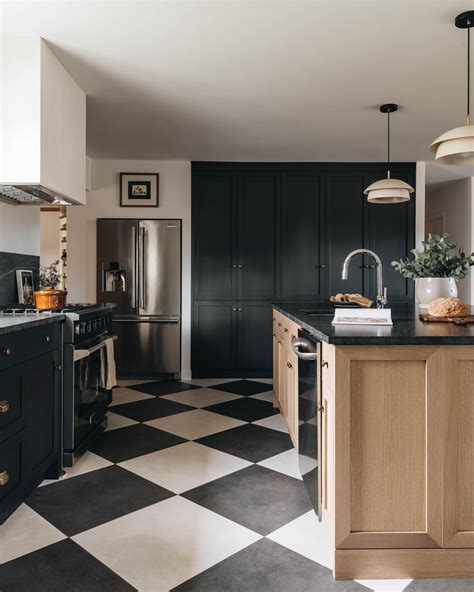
[0,327,62,524]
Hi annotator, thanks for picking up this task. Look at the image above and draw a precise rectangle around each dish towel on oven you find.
[99,337,117,390]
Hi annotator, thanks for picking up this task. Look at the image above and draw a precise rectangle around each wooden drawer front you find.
[0,331,27,372]
[28,324,60,359]
[0,364,27,442]
[0,431,24,507]
[273,310,284,337]
[282,317,299,349]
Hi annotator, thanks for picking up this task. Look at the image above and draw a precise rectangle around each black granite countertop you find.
[0,315,65,336]
[274,302,474,345]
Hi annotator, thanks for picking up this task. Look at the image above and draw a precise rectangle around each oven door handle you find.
[74,335,118,362]
[291,336,318,360]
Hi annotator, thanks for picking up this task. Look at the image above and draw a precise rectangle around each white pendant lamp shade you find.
[429,11,474,165]
[429,122,474,165]
[364,103,414,204]
[364,177,414,204]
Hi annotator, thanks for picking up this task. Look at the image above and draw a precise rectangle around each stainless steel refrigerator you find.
[97,219,181,377]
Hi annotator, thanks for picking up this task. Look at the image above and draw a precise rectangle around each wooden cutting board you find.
[419,313,474,325]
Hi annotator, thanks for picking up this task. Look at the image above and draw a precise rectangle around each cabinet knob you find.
[287,361,293,369]
[2,347,12,357]
[318,404,325,413]
[55,365,62,372]
[43,335,51,343]
[272,318,276,322]
[0,400,9,413]
[316,264,326,269]
[284,328,288,333]
[238,308,242,312]
[232,308,237,312]
[238,264,243,268]
[291,334,295,339]
[0,470,9,486]
[322,360,328,368]
[278,322,282,327]
[232,265,237,268]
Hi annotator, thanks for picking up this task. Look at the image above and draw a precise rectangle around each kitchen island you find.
[273,303,474,580]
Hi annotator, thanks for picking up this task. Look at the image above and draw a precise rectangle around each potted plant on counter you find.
[34,260,67,309]
[392,234,474,307]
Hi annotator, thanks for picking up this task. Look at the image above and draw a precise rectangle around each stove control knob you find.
[92,320,97,331]
[80,322,86,335]
[75,325,80,335]
[87,321,92,333]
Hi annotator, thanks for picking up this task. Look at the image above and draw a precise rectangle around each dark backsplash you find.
[0,251,39,306]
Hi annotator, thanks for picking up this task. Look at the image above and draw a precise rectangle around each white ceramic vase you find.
[415,277,458,308]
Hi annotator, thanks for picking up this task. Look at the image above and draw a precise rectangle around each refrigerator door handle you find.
[131,226,137,309]
[139,226,145,309]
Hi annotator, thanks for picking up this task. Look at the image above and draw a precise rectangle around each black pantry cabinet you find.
[192,162,416,377]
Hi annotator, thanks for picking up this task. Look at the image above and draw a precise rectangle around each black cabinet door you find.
[366,169,415,302]
[325,173,367,297]
[26,350,60,484]
[192,302,237,375]
[282,174,324,300]
[237,302,274,371]
[193,174,237,300]
[0,430,27,525]
[238,174,281,300]
[0,363,27,443]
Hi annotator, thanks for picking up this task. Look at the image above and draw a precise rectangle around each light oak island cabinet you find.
[273,305,474,580]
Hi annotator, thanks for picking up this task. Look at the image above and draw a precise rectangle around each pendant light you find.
[429,11,474,165]
[364,104,414,204]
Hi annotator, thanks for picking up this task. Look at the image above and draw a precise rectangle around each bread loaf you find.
[428,297,469,317]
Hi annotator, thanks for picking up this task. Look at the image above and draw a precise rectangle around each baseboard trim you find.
[335,548,474,580]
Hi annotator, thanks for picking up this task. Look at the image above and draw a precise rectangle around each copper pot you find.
[34,289,67,310]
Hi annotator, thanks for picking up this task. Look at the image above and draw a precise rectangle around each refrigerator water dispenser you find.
[104,263,126,292]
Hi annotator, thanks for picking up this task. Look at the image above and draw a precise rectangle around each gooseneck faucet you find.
[341,249,387,308]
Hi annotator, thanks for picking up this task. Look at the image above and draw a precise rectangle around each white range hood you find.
[0,37,86,206]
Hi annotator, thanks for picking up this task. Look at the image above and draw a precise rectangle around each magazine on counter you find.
[332,307,393,326]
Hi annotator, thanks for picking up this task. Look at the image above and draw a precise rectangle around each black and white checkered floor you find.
[1,378,473,591]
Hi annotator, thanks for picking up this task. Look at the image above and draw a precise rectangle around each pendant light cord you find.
[468,23,471,121]
[387,110,391,178]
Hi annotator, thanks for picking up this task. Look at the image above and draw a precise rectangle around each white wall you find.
[67,159,191,378]
[425,177,474,304]
[0,203,40,255]
[40,210,60,266]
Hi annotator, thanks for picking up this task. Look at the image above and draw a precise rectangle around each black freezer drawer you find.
[112,319,181,375]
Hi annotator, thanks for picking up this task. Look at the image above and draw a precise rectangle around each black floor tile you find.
[196,423,292,462]
[182,464,312,535]
[211,379,271,396]
[111,397,194,422]
[172,538,370,592]
[0,539,136,592]
[27,465,174,536]
[92,424,187,463]
[129,380,200,397]
[205,397,278,422]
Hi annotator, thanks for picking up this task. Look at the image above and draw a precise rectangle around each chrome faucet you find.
[341,249,387,309]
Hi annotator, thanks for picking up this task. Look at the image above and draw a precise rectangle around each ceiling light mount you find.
[455,10,474,29]
[380,103,398,114]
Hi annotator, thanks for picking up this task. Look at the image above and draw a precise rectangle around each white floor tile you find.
[161,387,243,408]
[73,496,261,591]
[117,379,155,387]
[258,448,302,480]
[355,580,413,592]
[0,504,66,564]
[106,411,138,431]
[183,378,240,387]
[120,441,251,494]
[145,409,246,440]
[249,390,274,403]
[267,510,333,569]
[251,378,273,385]
[109,386,154,407]
[40,452,113,487]
[252,413,289,433]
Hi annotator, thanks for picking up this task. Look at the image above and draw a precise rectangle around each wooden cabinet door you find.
[192,302,237,376]
[278,338,287,416]
[237,302,274,371]
[273,332,280,405]
[238,174,281,300]
[26,350,61,484]
[442,347,474,548]
[285,348,298,447]
[365,168,415,302]
[334,346,443,549]
[325,173,366,298]
[282,174,324,300]
[193,174,237,300]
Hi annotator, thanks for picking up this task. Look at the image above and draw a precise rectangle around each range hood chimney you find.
[0,38,86,206]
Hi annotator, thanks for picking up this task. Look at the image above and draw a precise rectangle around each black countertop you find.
[0,315,65,336]
[274,303,474,345]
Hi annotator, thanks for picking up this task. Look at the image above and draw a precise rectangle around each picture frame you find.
[120,173,159,207]
[16,270,34,305]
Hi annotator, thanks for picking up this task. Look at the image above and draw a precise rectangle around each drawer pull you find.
[287,361,293,369]
[272,318,276,322]
[278,322,282,327]
[43,335,51,343]
[322,360,329,368]
[0,471,9,486]
[0,400,9,413]
[2,347,12,357]
[284,328,288,333]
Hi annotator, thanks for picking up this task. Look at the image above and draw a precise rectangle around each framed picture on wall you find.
[16,270,34,305]
[120,173,159,207]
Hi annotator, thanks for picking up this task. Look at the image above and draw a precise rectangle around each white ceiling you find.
[1,0,473,172]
